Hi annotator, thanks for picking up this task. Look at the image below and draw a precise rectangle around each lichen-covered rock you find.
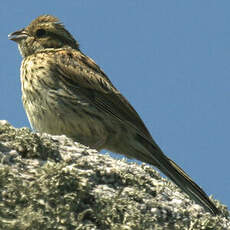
[0,120,229,229]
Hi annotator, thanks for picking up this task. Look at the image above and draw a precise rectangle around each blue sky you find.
[1,1,229,210]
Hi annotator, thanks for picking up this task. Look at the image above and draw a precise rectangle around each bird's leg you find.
[91,135,107,151]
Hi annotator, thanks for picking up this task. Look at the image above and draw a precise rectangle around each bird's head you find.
[8,15,79,58]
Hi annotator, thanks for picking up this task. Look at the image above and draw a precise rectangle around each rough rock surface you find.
[0,120,229,230]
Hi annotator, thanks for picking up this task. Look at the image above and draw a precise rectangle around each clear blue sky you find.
[1,1,229,210]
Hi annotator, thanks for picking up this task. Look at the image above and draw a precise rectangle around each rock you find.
[0,120,229,229]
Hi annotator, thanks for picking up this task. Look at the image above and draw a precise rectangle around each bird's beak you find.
[8,29,28,42]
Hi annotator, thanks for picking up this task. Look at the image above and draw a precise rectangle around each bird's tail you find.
[140,137,220,215]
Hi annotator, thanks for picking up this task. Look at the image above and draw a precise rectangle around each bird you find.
[8,15,219,215]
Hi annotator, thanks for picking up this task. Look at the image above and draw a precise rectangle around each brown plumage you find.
[9,15,219,215]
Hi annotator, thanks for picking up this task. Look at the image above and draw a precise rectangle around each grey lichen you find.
[0,120,229,229]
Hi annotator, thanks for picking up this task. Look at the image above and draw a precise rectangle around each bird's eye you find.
[36,29,46,38]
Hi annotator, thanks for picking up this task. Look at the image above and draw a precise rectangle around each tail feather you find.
[142,139,220,215]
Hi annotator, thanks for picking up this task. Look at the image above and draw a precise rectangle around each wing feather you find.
[53,49,153,142]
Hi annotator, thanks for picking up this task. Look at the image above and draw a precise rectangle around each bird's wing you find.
[52,49,154,143]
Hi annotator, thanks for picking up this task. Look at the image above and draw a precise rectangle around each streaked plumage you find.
[9,15,219,215]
